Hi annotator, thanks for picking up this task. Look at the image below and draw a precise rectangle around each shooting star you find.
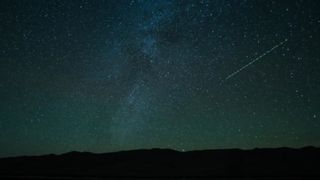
[225,39,288,81]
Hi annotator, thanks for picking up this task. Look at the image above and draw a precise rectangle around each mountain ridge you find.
[0,146,319,178]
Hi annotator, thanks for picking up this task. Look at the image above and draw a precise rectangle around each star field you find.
[0,0,320,157]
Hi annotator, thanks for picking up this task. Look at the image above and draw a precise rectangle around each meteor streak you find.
[225,39,288,81]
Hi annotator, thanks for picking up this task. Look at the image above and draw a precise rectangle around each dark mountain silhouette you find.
[0,147,320,179]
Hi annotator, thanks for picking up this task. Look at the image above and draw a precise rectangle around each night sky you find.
[1,0,320,157]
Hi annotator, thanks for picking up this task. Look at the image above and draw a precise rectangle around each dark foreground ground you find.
[0,147,319,179]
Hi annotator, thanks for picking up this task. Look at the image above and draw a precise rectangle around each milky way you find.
[0,0,320,157]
